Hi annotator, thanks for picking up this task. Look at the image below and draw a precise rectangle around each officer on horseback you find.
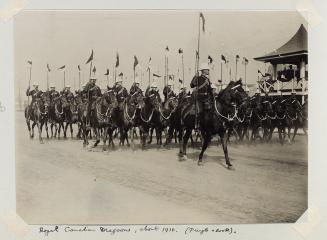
[145,81,161,101]
[190,62,213,124]
[63,85,75,103]
[26,82,43,118]
[129,77,143,96]
[163,80,176,102]
[177,86,188,104]
[83,76,102,127]
[113,73,128,109]
[48,84,60,102]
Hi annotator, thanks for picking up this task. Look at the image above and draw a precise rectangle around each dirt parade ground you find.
[15,112,308,224]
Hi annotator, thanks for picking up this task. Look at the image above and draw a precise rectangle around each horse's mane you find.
[217,81,235,101]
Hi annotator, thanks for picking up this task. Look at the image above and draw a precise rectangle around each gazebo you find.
[254,24,308,102]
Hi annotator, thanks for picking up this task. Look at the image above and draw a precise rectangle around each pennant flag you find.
[133,55,139,70]
[218,80,222,83]
[104,69,109,75]
[178,48,183,54]
[92,66,96,73]
[196,50,199,58]
[169,75,173,80]
[115,53,119,68]
[58,65,65,70]
[118,72,123,77]
[243,57,249,64]
[153,73,161,78]
[258,69,262,74]
[236,54,240,62]
[27,60,32,65]
[78,65,81,71]
[208,55,213,64]
[165,46,169,51]
[85,50,93,64]
[47,63,51,72]
[221,55,227,63]
[179,78,183,83]
[199,12,205,32]
[147,57,152,71]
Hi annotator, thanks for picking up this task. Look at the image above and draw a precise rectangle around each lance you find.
[220,61,223,87]
[46,70,49,91]
[78,69,81,89]
[181,54,185,87]
[244,61,247,90]
[235,58,238,80]
[27,62,32,105]
[63,70,66,89]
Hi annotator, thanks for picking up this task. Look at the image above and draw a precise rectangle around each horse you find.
[87,89,118,150]
[178,81,241,168]
[117,91,144,148]
[50,95,66,139]
[152,96,178,146]
[63,97,79,139]
[138,92,161,148]
[24,92,50,143]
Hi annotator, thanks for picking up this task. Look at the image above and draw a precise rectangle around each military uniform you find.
[62,89,75,103]
[48,89,60,103]
[114,83,128,104]
[129,82,143,96]
[163,85,176,102]
[26,86,43,118]
[145,86,161,102]
[190,73,212,113]
[82,81,101,126]
[177,88,187,104]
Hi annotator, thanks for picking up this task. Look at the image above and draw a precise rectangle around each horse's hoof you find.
[179,155,188,161]
[197,160,204,166]
[40,140,44,144]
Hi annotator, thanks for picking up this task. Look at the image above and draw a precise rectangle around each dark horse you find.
[138,92,161,148]
[63,97,79,139]
[85,90,118,150]
[24,92,50,143]
[179,81,245,168]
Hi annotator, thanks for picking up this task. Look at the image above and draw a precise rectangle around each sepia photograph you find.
[14,10,308,224]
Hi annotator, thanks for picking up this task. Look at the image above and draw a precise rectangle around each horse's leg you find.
[198,131,211,166]
[31,122,36,138]
[148,127,153,144]
[292,124,298,142]
[70,122,73,138]
[45,121,49,139]
[26,119,32,138]
[180,128,192,161]
[102,127,108,151]
[125,128,130,147]
[63,122,68,139]
[93,128,100,148]
[219,130,232,168]
[37,122,43,144]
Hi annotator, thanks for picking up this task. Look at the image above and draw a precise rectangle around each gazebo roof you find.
[254,24,308,64]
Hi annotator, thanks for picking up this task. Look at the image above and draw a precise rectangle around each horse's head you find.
[130,92,144,109]
[217,81,238,106]
[146,92,161,110]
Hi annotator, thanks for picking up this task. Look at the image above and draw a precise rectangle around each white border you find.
[1,0,326,239]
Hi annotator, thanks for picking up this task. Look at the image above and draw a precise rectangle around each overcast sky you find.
[15,10,306,98]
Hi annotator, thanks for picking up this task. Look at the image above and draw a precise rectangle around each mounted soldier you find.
[26,82,43,118]
[129,77,143,96]
[62,85,75,103]
[48,84,60,103]
[83,75,102,127]
[113,73,129,110]
[190,62,213,123]
[163,80,176,102]
[145,81,161,101]
[177,86,188,105]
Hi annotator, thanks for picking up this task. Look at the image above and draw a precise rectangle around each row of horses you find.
[24,80,308,169]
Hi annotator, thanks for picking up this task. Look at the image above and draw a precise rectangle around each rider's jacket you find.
[114,84,128,103]
[129,83,143,96]
[163,86,176,102]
